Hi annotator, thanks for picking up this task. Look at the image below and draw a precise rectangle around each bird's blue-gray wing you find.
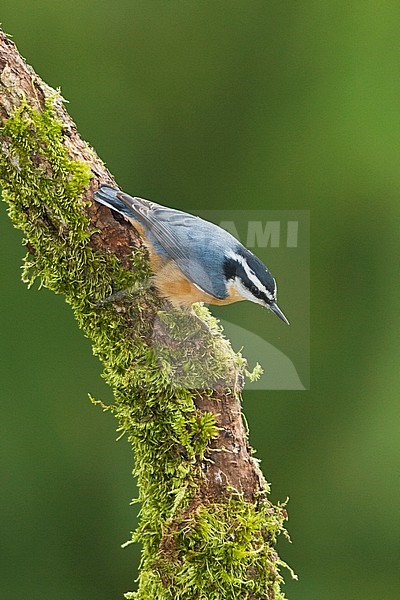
[118,192,229,300]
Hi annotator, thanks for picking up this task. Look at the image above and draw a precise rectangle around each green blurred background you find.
[0,2,398,599]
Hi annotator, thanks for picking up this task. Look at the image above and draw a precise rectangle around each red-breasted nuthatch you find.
[94,185,289,324]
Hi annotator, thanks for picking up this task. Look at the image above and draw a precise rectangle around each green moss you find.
[127,496,294,600]
[0,97,292,599]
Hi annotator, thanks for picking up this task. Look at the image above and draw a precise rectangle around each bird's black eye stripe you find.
[224,258,271,303]
[223,257,237,280]
[234,264,266,300]
[248,281,267,301]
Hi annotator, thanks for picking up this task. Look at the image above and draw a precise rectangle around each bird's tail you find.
[94,185,134,218]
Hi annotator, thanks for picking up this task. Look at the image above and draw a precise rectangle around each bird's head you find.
[224,248,289,324]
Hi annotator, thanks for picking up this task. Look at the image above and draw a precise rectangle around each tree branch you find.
[0,29,292,599]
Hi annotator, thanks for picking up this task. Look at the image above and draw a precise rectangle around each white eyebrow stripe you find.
[226,250,275,301]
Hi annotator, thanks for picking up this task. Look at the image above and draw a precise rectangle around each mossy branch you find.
[0,30,293,599]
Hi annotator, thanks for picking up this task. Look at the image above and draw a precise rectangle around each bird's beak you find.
[269,302,290,325]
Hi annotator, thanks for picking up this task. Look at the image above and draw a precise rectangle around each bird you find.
[94,185,289,324]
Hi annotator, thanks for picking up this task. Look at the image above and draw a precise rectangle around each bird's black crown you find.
[223,247,276,305]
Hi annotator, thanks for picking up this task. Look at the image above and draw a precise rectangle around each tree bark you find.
[0,29,291,600]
